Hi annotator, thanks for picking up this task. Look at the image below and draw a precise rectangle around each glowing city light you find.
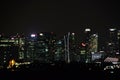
[39,33,43,36]
[11,37,14,40]
[31,34,36,37]
[93,34,98,37]
[72,33,75,35]
[8,59,15,68]
[85,28,91,32]
[109,28,116,31]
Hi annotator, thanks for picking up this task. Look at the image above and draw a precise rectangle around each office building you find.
[0,34,21,66]
[25,32,56,63]
[54,39,64,61]
[89,33,98,53]
[107,28,118,56]
[84,28,92,63]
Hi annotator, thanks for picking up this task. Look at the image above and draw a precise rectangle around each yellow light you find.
[9,59,15,67]
[11,60,15,66]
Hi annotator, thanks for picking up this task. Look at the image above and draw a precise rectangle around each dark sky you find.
[1,0,120,36]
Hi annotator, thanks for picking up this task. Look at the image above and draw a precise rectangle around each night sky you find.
[1,0,120,36]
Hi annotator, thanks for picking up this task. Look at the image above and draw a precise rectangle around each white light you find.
[108,43,112,45]
[93,34,96,36]
[11,37,14,40]
[100,51,104,52]
[85,28,91,32]
[45,48,48,52]
[112,62,118,64]
[91,52,95,54]
[58,41,62,44]
[116,52,119,54]
[109,28,116,31]
[72,33,75,35]
[31,34,36,37]
[39,33,43,36]
[93,34,98,37]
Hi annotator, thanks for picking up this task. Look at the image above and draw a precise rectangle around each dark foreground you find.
[0,62,120,80]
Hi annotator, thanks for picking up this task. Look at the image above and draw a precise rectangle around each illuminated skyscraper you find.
[25,33,37,61]
[79,42,86,62]
[89,34,98,53]
[64,32,81,63]
[54,39,64,61]
[89,33,100,62]
[0,34,22,66]
[84,28,92,63]
[107,28,118,56]
[117,30,120,54]
[25,32,56,63]
[13,33,25,60]
[69,32,79,62]
[64,32,70,63]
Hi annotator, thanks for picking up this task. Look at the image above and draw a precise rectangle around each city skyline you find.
[1,1,120,79]
[0,29,120,74]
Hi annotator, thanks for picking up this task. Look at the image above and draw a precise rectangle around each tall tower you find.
[117,30,120,55]
[69,32,79,62]
[107,28,117,56]
[25,32,56,63]
[64,32,70,63]
[89,34,98,53]
[25,33,36,61]
[84,28,92,63]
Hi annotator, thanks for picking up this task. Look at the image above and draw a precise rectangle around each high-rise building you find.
[69,32,79,62]
[84,28,92,63]
[117,30,120,55]
[79,42,86,62]
[89,34,98,53]
[54,39,64,61]
[88,33,101,62]
[64,32,70,63]
[64,32,80,63]
[13,33,25,60]
[107,28,118,56]
[25,32,56,63]
[25,33,36,61]
[0,34,22,67]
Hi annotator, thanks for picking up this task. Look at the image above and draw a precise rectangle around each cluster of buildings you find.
[0,28,120,67]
